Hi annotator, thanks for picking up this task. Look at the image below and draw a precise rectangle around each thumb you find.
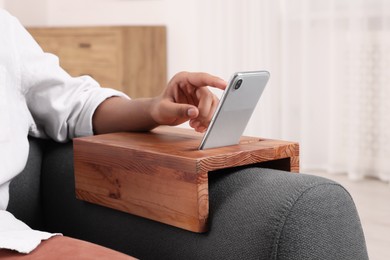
[186,106,198,119]
[160,101,199,124]
[170,103,198,119]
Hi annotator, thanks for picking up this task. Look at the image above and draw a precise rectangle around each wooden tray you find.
[73,126,299,232]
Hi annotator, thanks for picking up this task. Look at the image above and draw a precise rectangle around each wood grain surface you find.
[74,126,299,232]
[28,26,167,98]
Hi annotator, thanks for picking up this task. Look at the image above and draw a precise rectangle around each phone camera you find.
[234,79,243,90]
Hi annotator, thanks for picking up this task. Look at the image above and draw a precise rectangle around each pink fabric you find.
[0,236,136,259]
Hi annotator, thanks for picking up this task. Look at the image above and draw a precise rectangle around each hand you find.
[150,71,227,132]
[92,71,227,135]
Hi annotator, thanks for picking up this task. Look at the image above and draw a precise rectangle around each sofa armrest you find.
[275,178,368,259]
[40,141,368,260]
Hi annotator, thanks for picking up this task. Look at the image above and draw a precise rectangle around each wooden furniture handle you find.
[79,43,91,48]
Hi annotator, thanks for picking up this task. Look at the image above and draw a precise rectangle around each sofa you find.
[6,136,369,259]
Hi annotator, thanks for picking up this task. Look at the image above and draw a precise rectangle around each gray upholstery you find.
[8,137,369,260]
[7,137,45,230]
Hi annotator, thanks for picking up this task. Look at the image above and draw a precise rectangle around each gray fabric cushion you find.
[39,140,368,260]
[7,137,45,230]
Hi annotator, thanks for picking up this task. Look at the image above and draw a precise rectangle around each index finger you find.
[174,72,227,91]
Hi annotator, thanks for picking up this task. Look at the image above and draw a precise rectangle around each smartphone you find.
[198,71,270,150]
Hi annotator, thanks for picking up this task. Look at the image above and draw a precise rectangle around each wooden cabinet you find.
[28,26,167,98]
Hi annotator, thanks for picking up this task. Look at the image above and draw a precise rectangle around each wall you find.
[47,0,166,26]
[4,0,48,26]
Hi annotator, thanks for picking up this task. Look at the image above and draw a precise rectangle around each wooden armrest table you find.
[73,127,299,233]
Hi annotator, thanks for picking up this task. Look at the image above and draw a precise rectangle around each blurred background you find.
[2,0,389,258]
[5,0,390,180]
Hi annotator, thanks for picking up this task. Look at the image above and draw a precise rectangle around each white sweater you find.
[0,9,126,211]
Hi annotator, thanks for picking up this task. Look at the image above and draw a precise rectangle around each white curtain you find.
[195,0,390,182]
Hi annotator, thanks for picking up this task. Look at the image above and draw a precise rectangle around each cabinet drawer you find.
[33,33,121,67]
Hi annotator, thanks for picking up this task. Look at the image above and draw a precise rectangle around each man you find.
[0,8,226,253]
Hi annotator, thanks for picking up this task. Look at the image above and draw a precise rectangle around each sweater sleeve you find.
[10,15,128,142]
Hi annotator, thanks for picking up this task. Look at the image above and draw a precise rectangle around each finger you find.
[205,94,219,123]
[173,84,191,105]
[197,94,219,130]
[173,71,227,91]
[189,119,207,133]
[189,119,200,129]
[195,88,216,121]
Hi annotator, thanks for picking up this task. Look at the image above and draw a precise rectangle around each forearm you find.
[92,96,159,134]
